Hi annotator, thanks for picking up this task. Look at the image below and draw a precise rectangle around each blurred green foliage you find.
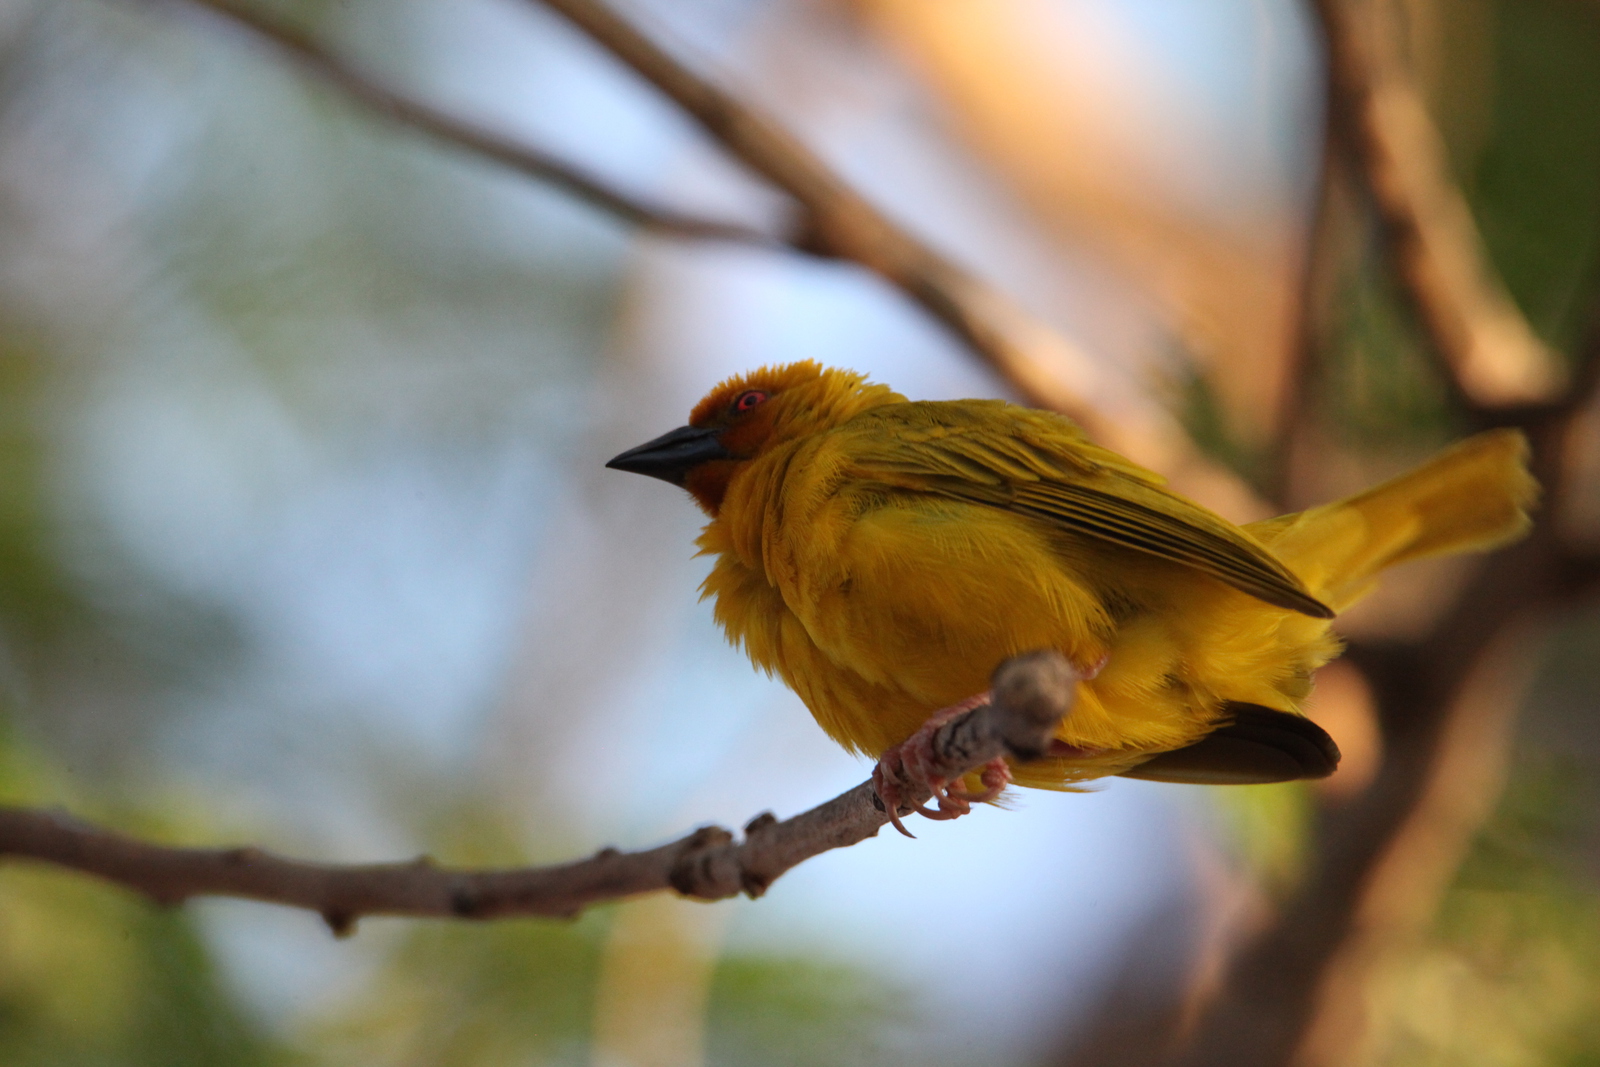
[1174,370,1277,496]
[316,915,608,1067]
[312,913,923,1067]
[1382,696,1600,1066]
[0,334,79,653]
[1207,779,1313,893]
[1322,257,1462,454]
[1210,4,1600,1064]
[0,865,296,1067]
[1466,0,1600,355]
[706,955,918,1067]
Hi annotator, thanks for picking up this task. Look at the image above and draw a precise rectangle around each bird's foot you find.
[937,756,1013,812]
[872,694,1011,838]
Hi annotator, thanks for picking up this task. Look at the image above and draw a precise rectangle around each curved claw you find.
[871,765,917,838]
[873,693,1011,834]
[921,793,968,820]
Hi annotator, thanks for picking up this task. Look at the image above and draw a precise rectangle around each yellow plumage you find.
[609,362,1537,789]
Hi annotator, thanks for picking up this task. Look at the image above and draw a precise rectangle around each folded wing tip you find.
[1116,704,1341,785]
[1290,591,1337,620]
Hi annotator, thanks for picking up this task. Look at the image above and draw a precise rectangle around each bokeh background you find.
[0,0,1596,1065]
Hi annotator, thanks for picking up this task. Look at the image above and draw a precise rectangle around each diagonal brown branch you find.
[143,0,1261,505]
[1268,99,1347,510]
[520,0,1279,510]
[0,652,1075,937]
[1313,0,1564,409]
[163,0,775,244]
[527,0,1111,436]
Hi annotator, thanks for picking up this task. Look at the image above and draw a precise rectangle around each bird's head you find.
[606,361,901,515]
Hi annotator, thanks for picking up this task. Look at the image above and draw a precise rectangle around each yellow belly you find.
[700,498,1342,788]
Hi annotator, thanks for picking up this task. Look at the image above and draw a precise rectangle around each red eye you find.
[732,390,768,413]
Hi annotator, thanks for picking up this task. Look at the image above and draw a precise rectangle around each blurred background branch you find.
[529,0,1116,430]
[167,0,778,242]
[168,0,1272,509]
[1090,1,1600,1063]
[1313,0,1564,409]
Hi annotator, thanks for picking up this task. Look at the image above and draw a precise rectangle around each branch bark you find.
[521,0,1283,514]
[165,0,774,245]
[0,652,1076,937]
[1313,0,1564,408]
[1269,103,1347,510]
[524,0,1122,445]
[147,0,1264,508]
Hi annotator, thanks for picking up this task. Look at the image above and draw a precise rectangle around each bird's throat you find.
[684,460,740,516]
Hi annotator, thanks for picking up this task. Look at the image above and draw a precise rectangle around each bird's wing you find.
[839,402,1333,619]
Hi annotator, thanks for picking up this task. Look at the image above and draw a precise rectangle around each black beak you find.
[606,425,731,486]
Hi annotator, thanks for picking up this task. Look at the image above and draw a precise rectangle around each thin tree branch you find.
[0,652,1076,937]
[521,0,1286,512]
[1560,287,1600,417]
[1268,103,1345,510]
[526,0,1117,437]
[1313,0,1565,409]
[162,0,775,245]
[145,0,1261,505]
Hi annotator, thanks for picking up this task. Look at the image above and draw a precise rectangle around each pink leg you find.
[872,693,1012,837]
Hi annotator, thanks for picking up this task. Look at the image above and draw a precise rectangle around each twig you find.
[0,652,1077,937]
[162,0,774,244]
[164,0,1103,419]
[523,0,1285,511]
[1559,288,1600,417]
[1313,0,1564,408]
[147,0,1259,503]
[1267,98,1345,509]
[527,0,1114,434]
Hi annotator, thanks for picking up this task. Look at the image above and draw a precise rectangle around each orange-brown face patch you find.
[688,360,827,427]
[718,402,781,458]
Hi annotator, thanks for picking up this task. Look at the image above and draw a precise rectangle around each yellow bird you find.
[608,362,1536,824]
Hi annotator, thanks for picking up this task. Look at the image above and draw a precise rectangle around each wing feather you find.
[838,402,1333,619]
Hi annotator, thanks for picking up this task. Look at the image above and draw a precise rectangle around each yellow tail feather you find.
[1248,429,1538,613]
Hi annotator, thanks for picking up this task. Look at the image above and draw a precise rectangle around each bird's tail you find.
[1246,429,1538,613]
